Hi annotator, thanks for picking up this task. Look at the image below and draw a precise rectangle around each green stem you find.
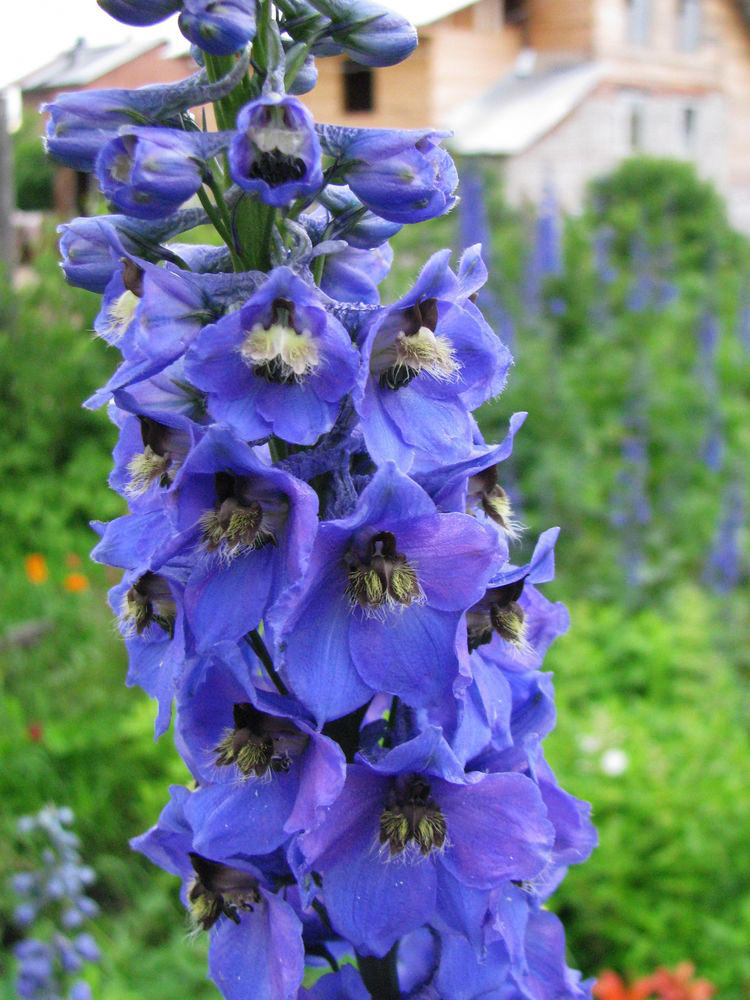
[196,185,245,271]
[387,695,401,744]
[356,945,400,1000]
[312,253,326,286]
[245,630,289,696]
[203,53,235,131]
[196,186,231,243]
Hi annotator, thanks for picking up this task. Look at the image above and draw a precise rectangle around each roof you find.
[17,36,168,91]
[387,0,475,27]
[446,60,604,156]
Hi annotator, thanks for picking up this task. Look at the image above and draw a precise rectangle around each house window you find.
[342,60,374,113]
[677,0,701,50]
[503,0,528,25]
[629,105,644,151]
[683,105,697,147]
[626,0,651,45]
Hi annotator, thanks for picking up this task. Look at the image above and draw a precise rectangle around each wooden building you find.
[17,1,750,228]
[302,0,750,231]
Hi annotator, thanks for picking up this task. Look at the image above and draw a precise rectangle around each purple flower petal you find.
[437,773,554,888]
[350,603,462,708]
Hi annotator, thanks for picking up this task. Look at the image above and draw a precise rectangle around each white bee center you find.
[374,325,460,382]
[253,125,304,157]
[104,290,139,342]
[240,323,320,380]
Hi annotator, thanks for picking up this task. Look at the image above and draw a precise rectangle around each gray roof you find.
[446,60,603,156]
[18,36,167,91]
[388,0,475,26]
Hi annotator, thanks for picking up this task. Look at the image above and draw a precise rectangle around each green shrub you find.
[13,117,55,212]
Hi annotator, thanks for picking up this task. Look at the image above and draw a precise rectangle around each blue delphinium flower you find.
[704,480,745,593]
[175,648,346,857]
[299,726,554,956]
[11,807,100,1000]
[133,786,305,1000]
[523,183,563,317]
[160,425,319,649]
[184,266,359,443]
[277,463,498,723]
[353,247,510,470]
[230,94,323,205]
[53,3,593,996]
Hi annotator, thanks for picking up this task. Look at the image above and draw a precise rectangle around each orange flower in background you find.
[24,553,48,585]
[595,971,652,1000]
[640,964,715,1000]
[65,553,82,568]
[63,572,90,593]
[595,965,715,1000]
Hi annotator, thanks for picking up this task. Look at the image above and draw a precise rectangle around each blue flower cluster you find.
[11,806,100,1000]
[50,2,595,996]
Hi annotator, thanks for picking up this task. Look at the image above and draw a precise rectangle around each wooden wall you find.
[528,0,596,54]
[303,41,434,129]
[303,4,523,130]
[592,0,721,90]
[710,0,750,228]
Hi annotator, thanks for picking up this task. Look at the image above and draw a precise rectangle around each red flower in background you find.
[640,964,715,1000]
[27,721,44,743]
[595,965,715,1000]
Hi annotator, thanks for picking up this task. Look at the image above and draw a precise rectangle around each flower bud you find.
[179,0,256,56]
[319,124,458,224]
[95,128,231,220]
[97,0,181,25]
[308,0,418,67]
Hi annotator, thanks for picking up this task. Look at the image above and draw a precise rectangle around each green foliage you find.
[13,117,55,212]
[546,590,750,996]
[588,156,741,272]
[0,244,216,998]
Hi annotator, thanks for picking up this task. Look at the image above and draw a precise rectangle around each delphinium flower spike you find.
[49,2,595,996]
[10,806,100,1000]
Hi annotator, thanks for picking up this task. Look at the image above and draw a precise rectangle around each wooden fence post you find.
[0,88,16,323]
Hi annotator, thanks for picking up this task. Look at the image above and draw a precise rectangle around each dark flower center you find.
[249,150,307,185]
[467,467,520,538]
[121,257,144,298]
[375,298,458,390]
[127,416,180,495]
[346,531,422,610]
[188,853,261,931]
[467,578,527,651]
[200,472,276,557]
[379,775,447,857]
[214,703,310,778]
[248,107,307,187]
[123,572,176,638]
